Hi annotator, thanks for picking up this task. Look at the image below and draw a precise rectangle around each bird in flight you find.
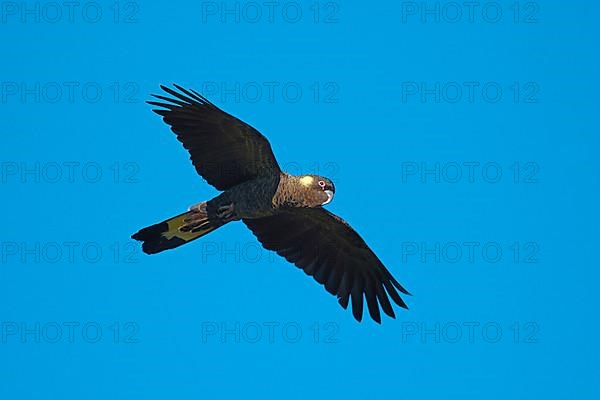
[132,84,410,323]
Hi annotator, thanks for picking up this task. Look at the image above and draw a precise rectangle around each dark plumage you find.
[132,84,410,323]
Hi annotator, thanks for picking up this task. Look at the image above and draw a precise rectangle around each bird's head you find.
[298,175,335,207]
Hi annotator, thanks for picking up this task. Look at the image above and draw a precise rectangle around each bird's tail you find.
[131,202,223,254]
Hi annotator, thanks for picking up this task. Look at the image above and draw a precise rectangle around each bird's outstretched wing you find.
[243,208,410,323]
[148,84,280,190]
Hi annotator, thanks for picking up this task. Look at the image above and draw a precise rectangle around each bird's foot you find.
[216,203,235,221]
[188,202,207,213]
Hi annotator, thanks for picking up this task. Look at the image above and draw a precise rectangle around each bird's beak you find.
[322,190,334,205]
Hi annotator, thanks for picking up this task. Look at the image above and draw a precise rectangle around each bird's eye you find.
[318,180,326,188]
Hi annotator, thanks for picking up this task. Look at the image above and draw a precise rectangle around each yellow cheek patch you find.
[299,175,314,186]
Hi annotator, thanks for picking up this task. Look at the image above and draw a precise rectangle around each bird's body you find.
[132,84,410,323]
[215,172,332,218]
[209,173,281,219]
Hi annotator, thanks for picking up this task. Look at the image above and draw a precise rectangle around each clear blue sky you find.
[1,1,598,398]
